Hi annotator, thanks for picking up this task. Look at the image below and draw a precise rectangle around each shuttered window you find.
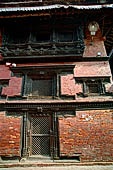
[32,78,52,96]
[24,73,56,98]
[88,83,99,94]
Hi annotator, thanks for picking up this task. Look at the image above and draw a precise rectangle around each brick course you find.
[61,74,82,97]
[0,65,11,80]
[59,110,113,162]
[83,29,107,57]
[0,112,22,157]
[0,15,112,162]
[0,30,2,61]
[2,77,22,97]
[74,61,111,78]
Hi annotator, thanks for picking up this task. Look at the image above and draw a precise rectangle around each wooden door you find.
[30,115,52,156]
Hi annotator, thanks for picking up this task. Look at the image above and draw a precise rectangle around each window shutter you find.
[24,75,32,96]
[0,86,2,96]
[52,76,57,97]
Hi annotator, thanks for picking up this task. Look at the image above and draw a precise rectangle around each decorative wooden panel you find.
[31,116,50,156]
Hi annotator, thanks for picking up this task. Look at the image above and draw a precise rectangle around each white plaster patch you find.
[81,114,93,121]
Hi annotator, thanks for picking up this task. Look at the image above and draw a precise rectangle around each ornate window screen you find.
[1,17,85,59]
[31,116,50,156]
[83,80,105,96]
[24,73,57,98]
[87,82,99,94]
[0,80,9,97]
[32,78,52,96]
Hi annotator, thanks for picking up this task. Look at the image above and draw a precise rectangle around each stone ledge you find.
[0,162,113,168]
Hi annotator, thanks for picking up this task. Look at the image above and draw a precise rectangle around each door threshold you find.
[28,155,51,160]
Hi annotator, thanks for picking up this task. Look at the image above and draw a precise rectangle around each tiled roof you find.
[0,4,112,12]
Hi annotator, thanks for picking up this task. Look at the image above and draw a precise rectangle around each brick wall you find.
[0,65,11,80]
[74,61,111,78]
[0,29,2,61]
[59,110,113,162]
[60,74,82,97]
[0,65,22,97]
[2,77,22,97]
[0,112,22,157]
[60,61,112,97]
[83,29,107,57]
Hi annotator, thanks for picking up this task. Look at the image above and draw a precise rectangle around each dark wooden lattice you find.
[88,83,99,94]
[31,116,50,156]
[32,136,50,155]
[32,79,52,96]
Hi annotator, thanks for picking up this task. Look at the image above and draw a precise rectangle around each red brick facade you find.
[2,77,22,97]
[0,2,113,162]
[0,112,21,157]
[59,110,113,162]
[83,29,107,57]
[74,61,111,78]
[0,37,112,161]
[61,74,82,97]
[0,65,11,80]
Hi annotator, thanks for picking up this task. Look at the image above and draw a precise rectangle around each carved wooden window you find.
[8,30,29,44]
[57,31,73,42]
[83,80,104,96]
[0,80,9,96]
[32,77,52,96]
[35,31,51,42]
[3,18,82,44]
[87,82,99,94]
[31,25,51,43]
[2,18,84,59]
[24,73,56,98]
[55,22,77,42]
[3,22,29,44]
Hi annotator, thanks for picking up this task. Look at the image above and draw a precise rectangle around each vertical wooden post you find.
[53,112,59,159]
[22,112,27,158]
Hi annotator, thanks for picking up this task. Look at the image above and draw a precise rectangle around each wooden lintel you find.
[0,13,51,19]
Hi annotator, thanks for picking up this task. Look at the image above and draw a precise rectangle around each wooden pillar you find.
[53,112,59,159]
[22,112,28,158]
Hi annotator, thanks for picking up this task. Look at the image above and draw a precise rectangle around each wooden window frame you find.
[83,80,105,96]
[0,80,9,97]
[24,73,57,99]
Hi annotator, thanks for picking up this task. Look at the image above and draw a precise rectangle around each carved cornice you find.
[1,101,113,112]
[11,64,75,73]
[1,42,85,60]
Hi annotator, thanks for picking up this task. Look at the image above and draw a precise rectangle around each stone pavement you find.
[1,165,113,170]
